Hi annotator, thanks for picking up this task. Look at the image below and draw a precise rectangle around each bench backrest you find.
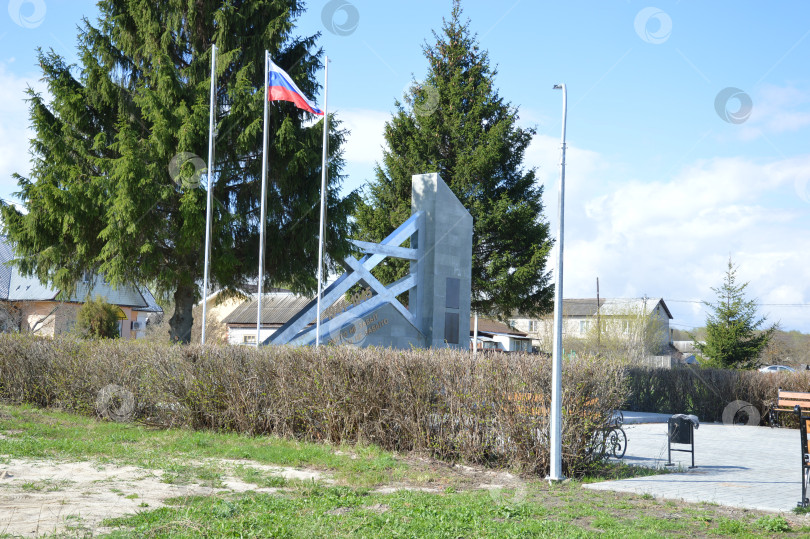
[795,405,810,462]
[777,389,810,409]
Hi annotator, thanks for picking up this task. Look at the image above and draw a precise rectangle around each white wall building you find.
[470,317,533,353]
[509,298,673,353]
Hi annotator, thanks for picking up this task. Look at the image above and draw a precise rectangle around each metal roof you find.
[470,317,528,337]
[0,239,14,299]
[596,298,672,319]
[67,280,150,307]
[560,298,606,317]
[6,272,59,301]
[514,298,672,320]
[0,236,162,312]
[133,285,163,312]
[223,292,354,326]
[224,293,313,325]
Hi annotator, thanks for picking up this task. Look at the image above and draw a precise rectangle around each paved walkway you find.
[585,416,805,513]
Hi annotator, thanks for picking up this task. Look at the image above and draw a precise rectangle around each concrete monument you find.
[266,173,472,349]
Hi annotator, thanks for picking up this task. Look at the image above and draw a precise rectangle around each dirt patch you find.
[0,458,318,537]
[391,454,529,492]
[215,458,326,483]
[0,452,535,537]
[365,455,533,501]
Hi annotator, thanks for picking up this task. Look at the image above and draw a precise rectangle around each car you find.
[758,365,796,373]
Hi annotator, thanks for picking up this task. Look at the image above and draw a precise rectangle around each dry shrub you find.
[0,334,627,477]
[625,366,810,423]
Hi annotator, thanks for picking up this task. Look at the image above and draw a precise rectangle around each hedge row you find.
[625,366,810,423]
[0,334,628,477]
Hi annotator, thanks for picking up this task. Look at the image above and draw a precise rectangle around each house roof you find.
[223,291,354,326]
[596,298,672,319]
[223,292,313,325]
[561,298,606,317]
[0,240,14,299]
[513,298,673,320]
[470,317,528,338]
[133,286,163,312]
[0,236,162,312]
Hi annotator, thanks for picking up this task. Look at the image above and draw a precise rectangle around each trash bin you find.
[669,416,694,444]
[666,414,698,468]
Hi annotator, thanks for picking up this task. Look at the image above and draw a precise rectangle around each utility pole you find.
[549,83,567,483]
[596,277,600,351]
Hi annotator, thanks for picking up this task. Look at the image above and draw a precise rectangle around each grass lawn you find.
[1,403,808,538]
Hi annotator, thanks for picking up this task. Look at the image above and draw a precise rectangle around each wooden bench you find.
[794,406,810,508]
[769,388,810,427]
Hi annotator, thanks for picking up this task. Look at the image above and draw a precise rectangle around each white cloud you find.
[336,108,390,195]
[338,108,389,165]
[525,129,810,332]
[737,84,810,140]
[526,133,608,204]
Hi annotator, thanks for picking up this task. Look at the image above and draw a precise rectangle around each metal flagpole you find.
[201,43,217,345]
[549,83,567,482]
[315,56,329,347]
[256,51,270,346]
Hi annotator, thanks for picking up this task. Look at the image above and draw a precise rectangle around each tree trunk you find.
[169,283,195,344]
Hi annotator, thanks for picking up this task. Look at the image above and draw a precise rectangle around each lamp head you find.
[553,84,563,90]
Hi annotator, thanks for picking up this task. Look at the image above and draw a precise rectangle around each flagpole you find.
[315,57,329,347]
[201,43,217,345]
[257,50,270,347]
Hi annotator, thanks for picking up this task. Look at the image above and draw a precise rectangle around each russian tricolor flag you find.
[267,59,324,115]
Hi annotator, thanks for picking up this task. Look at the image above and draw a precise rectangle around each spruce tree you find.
[1,0,357,343]
[694,259,777,368]
[354,1,553,319]
[76,296,121,340]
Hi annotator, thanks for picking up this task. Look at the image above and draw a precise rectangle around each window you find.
[513,339,530,352]
[528,320,538,332]
[579,320,590,334]
[243,334,257,344]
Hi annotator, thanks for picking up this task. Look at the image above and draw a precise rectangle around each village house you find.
[0,237,162,339]
[509,297,674,353]
[470,317,533,353]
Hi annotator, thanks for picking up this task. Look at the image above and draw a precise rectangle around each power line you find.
[665,299,810,307]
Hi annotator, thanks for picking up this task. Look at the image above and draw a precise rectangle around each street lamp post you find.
[549,83,567,482]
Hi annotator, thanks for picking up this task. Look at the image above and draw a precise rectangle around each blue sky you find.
[2,1,809,332]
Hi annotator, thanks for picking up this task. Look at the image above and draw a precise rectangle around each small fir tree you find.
[353,1,553,319]
[693,259,777,368]
[76,296,121,339]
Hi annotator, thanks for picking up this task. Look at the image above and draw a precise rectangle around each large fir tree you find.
[694,259,777,368]
[354,1,553,319]
[1,0,357,342]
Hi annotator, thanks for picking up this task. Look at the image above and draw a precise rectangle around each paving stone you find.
[584,422,804,513]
